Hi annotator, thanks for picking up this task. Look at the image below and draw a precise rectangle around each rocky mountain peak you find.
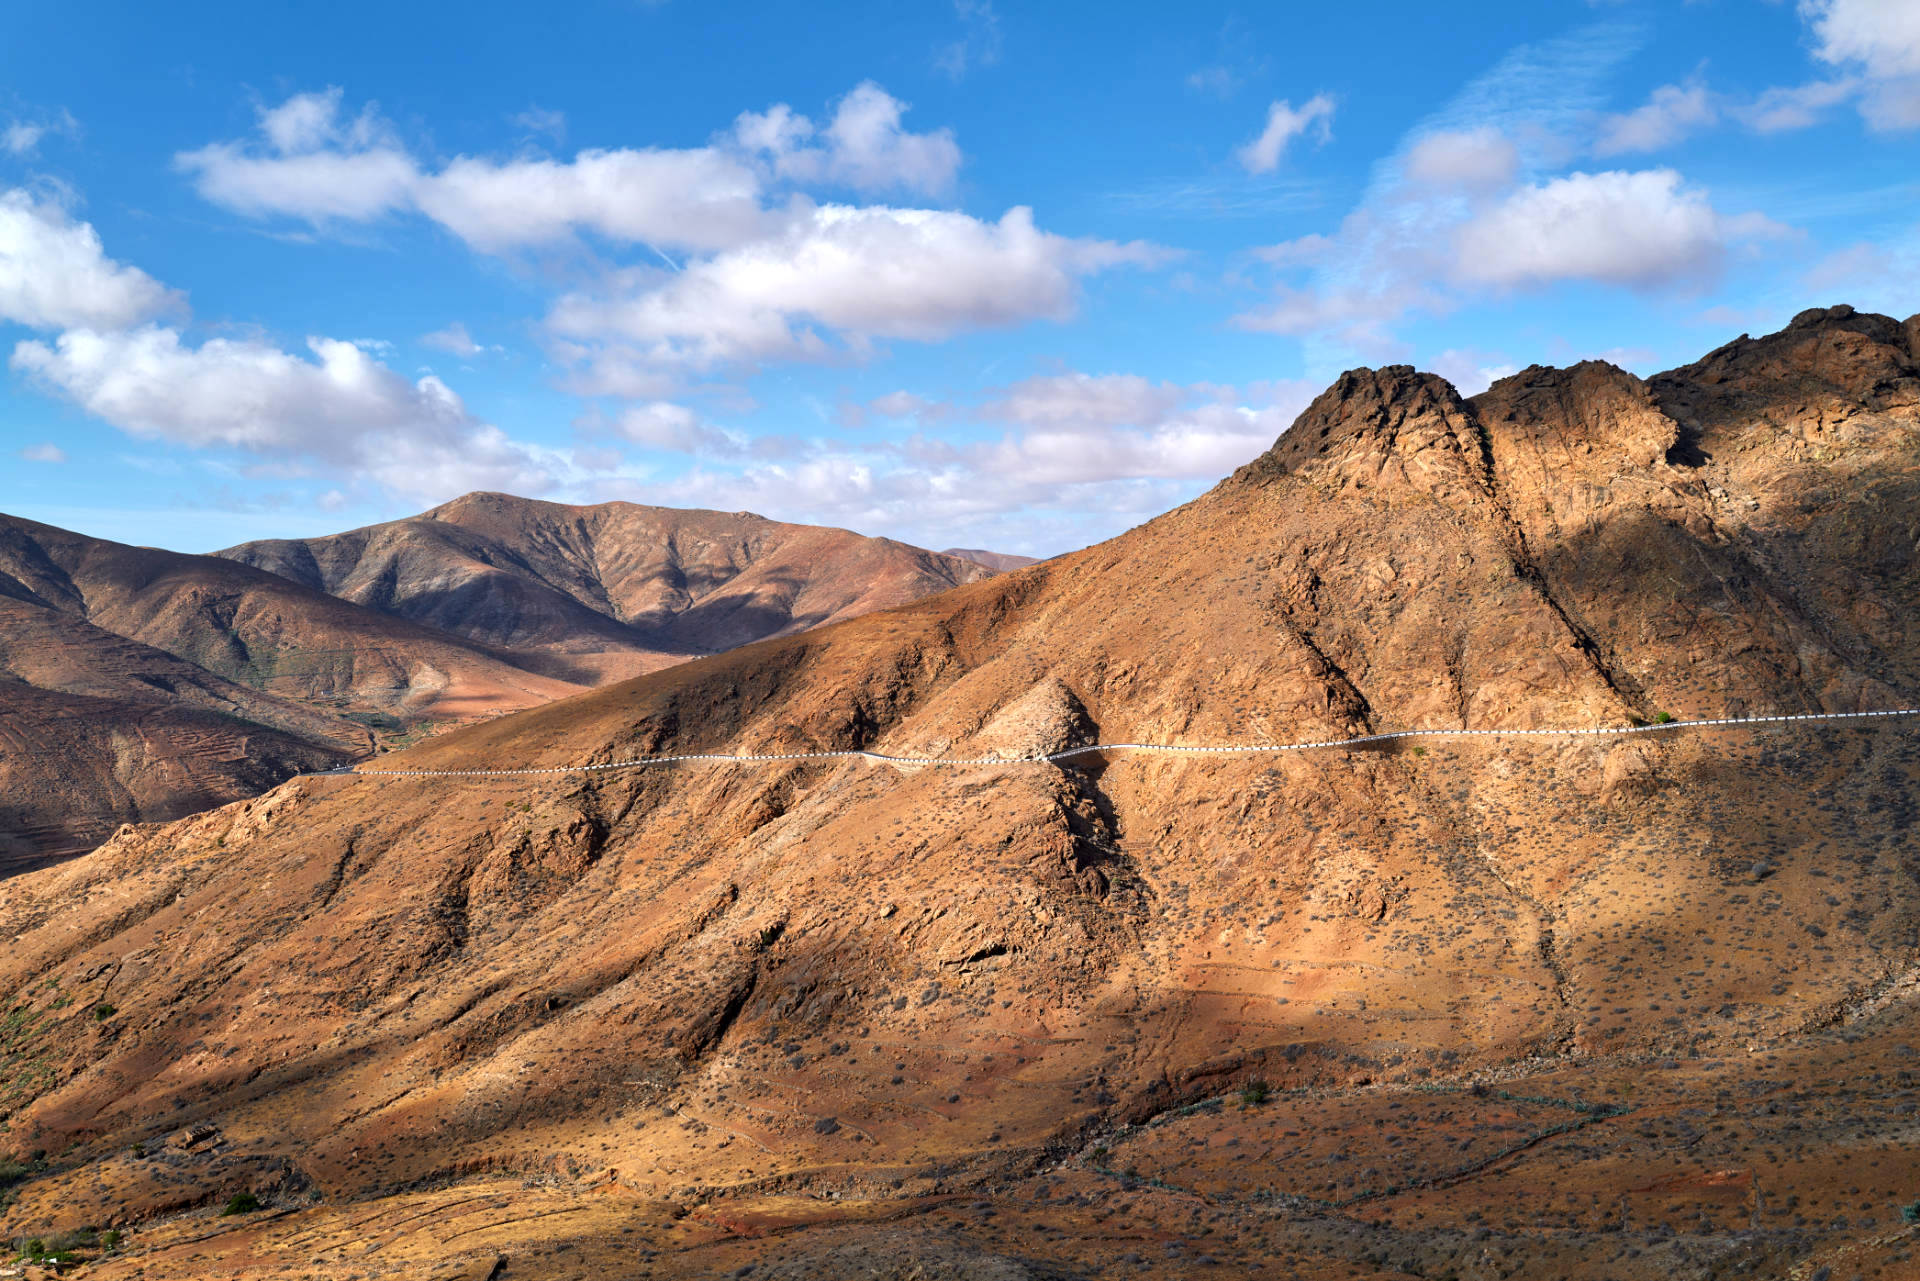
[1235,364,1488,501]
[1475,360,1679,472]
[1650,304,1920,442]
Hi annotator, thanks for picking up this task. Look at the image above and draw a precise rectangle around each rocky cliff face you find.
[3,307,1919,1279]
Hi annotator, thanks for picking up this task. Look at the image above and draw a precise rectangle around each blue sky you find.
[1,0,1915,556]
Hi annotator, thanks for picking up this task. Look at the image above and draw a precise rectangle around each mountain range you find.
[2,305,1918,1279]
[0,502,999,873]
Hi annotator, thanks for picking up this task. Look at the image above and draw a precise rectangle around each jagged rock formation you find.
[3,307,1920,1279]
[220,494,998,685]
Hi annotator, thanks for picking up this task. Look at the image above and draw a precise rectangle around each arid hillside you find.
[0,596,362,875]
[219,494,998,685]
[0,515,584,872]
[1,506,996,876]
[4,306,1920,1279]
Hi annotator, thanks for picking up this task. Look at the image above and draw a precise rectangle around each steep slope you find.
[4,307,1920,1280]
[0,515,583,871]
[0,514,583,719]
[219,494,997,683]
[0,597,362,875]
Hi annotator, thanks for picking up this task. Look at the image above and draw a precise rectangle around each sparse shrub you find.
[221,1192,262,1216]
[1240,1078,1271,1106]
[93,1003,116,1021]
[1089,1146,1109,1162]
[102,1228,122,1250]
[1903,1201,1920,1224]
[1652,711,1674,724]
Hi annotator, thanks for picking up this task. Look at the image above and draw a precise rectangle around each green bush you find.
[221,1192,262,1216]
[1652,711,1674,724]
[1240,1078,1271,1106]
[93,1003,116,1021]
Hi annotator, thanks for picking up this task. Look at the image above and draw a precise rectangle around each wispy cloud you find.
[1103,173,1324,218]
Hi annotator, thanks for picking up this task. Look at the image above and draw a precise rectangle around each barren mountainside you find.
[4,306,1920,1279]
[219,494,999,685]
[0,515,584,872]
[0,504,997,876]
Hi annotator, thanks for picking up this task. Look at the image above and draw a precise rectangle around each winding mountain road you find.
[312,707,1920,779]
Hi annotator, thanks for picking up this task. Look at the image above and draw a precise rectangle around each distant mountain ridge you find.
[219,493,999,686]
[0,500,1005,872]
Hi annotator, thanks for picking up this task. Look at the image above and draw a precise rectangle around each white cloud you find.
[1454,170,1781,290]
[3,123,44,155]
[421,321,482,356]
[1805,0,1920,79]
[1403,128,1519,188]
[1802,0,1920,127]
[13,326,466,452]
[1235,94,1335,174]
[573,375,1319,555]
[547,204,1163,372]
[1233,273,1443,353]
[1594,82,1717,154]
[1249,233,1337,267]
[18,442,66,463]
[1429,349,1519,397]
[180,83,959,255]
[966,403,1301,487]
[1735,78,1860,131]
[0,189,180,331]
[1187,67,1239,97]
[935,0,1002,81]
[868,390,946,420]
[1743,2,1920,132]
[2,108,77,157]
[512,105,567,144]
[733,82,961,197]
[1235,25,1655,358]
[10,325,554,502]
[414,147,770,254]
[176,88,419,223]
[605,400,744,456]
[174,86,1161,395]
[985,372,1185,429]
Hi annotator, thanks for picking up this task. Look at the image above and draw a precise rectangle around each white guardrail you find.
[317,708,1920,779]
